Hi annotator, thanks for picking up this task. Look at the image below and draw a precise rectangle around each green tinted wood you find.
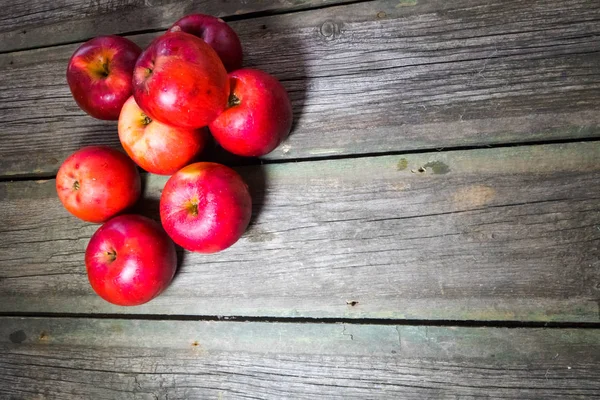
[1,143,598,321]
[1,317,599,399]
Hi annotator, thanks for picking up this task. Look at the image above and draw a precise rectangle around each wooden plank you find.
[0,0,351,53]
[1,317,599,399]
[1,0,599,176]
[1,142,599,321]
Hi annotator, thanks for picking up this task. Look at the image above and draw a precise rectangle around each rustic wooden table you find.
[1,0,599,398]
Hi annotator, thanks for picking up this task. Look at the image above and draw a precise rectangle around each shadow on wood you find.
[133,173,162,221]
[76,120,121,154]
[237,164,267,233]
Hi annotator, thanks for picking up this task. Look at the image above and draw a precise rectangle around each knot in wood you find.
[320,20,342,40]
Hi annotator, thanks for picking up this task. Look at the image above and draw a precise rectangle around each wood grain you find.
[1,0,599,177]
[0,0,351,52]
[1,142,599,321]
[1,317,599,399]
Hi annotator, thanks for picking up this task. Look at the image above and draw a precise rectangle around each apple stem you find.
[228,93,241,108]
[73,180,80,191]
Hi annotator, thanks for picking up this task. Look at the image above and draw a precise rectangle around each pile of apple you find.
[56,15,292,306]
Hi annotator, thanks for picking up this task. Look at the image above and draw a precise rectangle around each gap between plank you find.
[2,136,599,183]
[1,312,599,329]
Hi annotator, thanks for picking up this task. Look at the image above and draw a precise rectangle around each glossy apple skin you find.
[67,36,141,120]
[170,14,243,72]
[160,162,252,253]
[56,146,141,223]
[85,215,177,306]
[133,31,229,129]
[118,96,207,175]
[209,69,292,157]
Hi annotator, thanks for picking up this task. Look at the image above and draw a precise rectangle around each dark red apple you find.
[209,68,293,157]
[85,215,177,306]
[118,96,207,175]
[169,14,243,72]
[67,35,141,120]
[133,31,229,129]
[160,162,252,253]
[56,146,141,223]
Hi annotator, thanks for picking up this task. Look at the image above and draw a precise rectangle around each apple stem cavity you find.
[188,202,199,216]
[106,249,117,263]
[99,61,110,78]
[228,93,241,108]
[73,180,80,191]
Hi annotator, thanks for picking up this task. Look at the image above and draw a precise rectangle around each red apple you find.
[67,35,141,120]
[118,96,207,175]
[85,215,177,306]
[160,162,252,253]
[209,69,293,157]
[56,146,141,223]
[169,14,243,72]
[133,31,229,129]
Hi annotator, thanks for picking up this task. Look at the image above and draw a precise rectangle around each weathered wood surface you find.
[1,142,598,320]
[1,0,599,177]
[1,317,599,399]
[0,0,351,53]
